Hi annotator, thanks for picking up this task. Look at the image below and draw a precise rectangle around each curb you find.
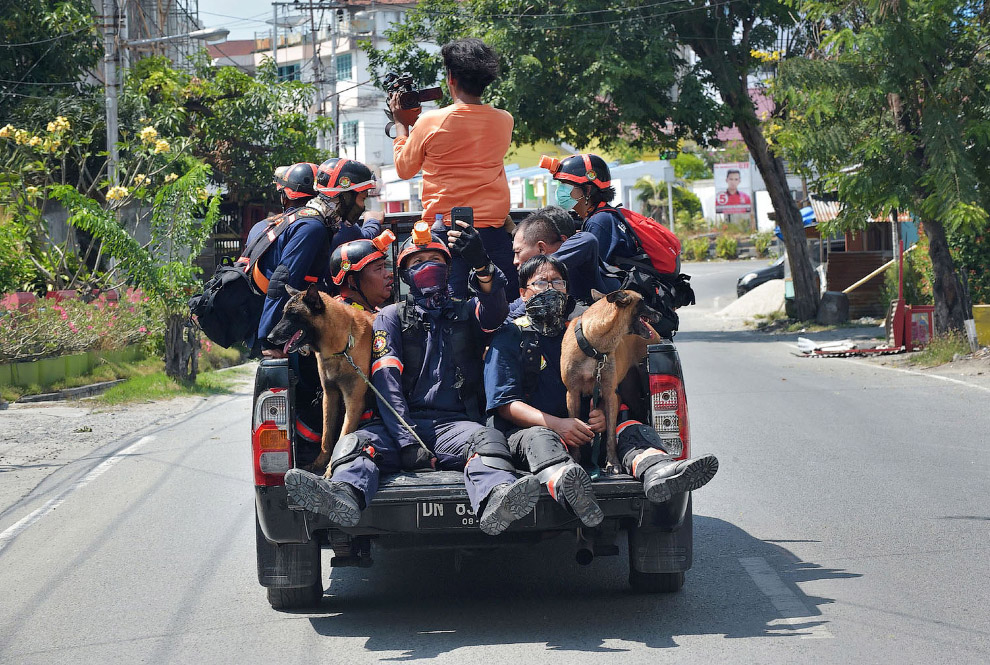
[15,379,126,404]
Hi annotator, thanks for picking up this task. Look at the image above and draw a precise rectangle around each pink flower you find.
[87,325,93,330]
[69,322,78,333]
[139,326,147,333]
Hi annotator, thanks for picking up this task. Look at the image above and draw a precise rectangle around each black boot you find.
[479,475,540,536]
[543,463,604,528]
[641,454,719,504]
[284,468,362,527]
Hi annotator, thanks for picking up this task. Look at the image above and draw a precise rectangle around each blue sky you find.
[199,0,278,41]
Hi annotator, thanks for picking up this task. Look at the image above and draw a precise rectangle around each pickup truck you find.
[251,212,695,610]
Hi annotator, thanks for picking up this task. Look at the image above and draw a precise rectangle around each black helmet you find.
[540,153,611,189]
[330,230,396,285]
[315,158,376,199]
[274,162,318,200]
[396,221,451,268]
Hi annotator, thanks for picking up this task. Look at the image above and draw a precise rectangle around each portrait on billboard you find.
[715,162,752,214]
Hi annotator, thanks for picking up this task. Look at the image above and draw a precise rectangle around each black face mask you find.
[525,289,574,337]
[338,191,364,224]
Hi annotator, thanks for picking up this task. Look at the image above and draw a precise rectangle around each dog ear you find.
[303,284,325,313]
[285,284,302,297]
[606,290,633,306]
[590,289,605,302]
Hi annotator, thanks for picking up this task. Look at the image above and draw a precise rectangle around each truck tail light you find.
[648,373,689,460]
[253,389,291,486]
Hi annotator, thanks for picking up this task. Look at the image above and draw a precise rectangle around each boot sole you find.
[645,454,719,504]
[558,465,605,528]
[284,469,361,527]
[480,475,540,536]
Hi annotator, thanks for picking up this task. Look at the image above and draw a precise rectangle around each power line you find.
[0,25,94,48]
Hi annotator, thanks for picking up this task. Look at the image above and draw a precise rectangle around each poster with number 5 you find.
[715,162,753,214]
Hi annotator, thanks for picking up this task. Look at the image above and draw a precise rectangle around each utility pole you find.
[271,4,278,68]
[103,0,120,187]
[328,6,339,156]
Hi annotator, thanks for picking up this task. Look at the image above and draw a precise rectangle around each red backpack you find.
[611,206,681,275]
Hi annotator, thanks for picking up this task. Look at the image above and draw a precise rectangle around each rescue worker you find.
[484,255,604,527]
[284,220,541,535]
[543,153,638,268]
[328,232,396,312]
[511,206,620,306]
[389,38,518,298]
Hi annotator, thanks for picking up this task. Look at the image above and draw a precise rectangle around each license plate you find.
[416,501,536,529]
[416,501,480,529]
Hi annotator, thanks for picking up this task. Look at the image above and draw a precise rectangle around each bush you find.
[715,234,739,259]
[683,236,710,261]
[753,231,775,257]
[0,292,153,362]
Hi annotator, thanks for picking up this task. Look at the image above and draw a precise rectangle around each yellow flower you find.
[0,124,13,139]
[106,185,129,201]
[153,139,170,154]
[47,116,70,133]
[196,187,210,203]
[25,186,39,197]
[27,136,42,148]
[164,173,178,183]
[13,129,29,144]
[140,126,158,143]
[42,138,60,153]
[133,173,150,187]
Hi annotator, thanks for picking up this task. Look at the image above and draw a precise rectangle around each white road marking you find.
[0,435,155,555]
[739,556,834,639]
[836,358,990,394]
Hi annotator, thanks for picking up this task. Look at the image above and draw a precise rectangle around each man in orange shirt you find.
[390,38,517,297]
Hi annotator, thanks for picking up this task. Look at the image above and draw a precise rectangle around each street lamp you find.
[102,1,229,186]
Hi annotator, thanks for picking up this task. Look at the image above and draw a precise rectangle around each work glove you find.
[400,445,435,471]
[448,222,489,271]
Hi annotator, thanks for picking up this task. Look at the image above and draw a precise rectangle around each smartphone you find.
[450,206,474,227]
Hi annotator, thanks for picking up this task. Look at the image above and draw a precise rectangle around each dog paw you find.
[303,461,329,476]
[604,457,623,475]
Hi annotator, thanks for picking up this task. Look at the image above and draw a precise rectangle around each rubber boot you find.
[641,454,719,504]
[479,475,540,536]
[543,463,604,528]
[284,468,362,527]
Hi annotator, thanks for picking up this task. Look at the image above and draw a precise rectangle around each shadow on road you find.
[306,516,860,656]
[676,326,883,346]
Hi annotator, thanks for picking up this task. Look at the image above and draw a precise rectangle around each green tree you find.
[672,152,712,180]
[775,0,990,333]
[123,56,331,206]
[0,0,100,120]
[635,175,701,225]
[364,0,822,319]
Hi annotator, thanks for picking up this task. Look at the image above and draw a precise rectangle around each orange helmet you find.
[396,221,450,268]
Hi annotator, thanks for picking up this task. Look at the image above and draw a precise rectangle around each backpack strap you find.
[513,315,543,401]
[243,209,330,296]
[397,296,426,396]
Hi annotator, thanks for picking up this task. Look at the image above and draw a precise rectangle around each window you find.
[335,53,353,81]
[341,120,359,147]
[277,64,300,82]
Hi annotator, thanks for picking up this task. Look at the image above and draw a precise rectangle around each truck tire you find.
[267,582,324,610]
[628,569,684,593]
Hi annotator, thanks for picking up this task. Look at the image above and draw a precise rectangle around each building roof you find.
[207,40,256,58]
[717,88,775,142]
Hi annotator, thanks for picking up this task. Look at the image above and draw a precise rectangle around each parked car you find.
[737,254,785,297]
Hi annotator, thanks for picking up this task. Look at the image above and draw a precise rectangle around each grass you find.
[95,368,245,405]
[1,355,162,403]
[907,333,970,367]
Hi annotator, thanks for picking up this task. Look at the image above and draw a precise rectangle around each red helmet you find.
[274,162,318,200]
[330,230,396,285]
[315,158,376,198]
[540,153,612,189]
[396,221,450,268]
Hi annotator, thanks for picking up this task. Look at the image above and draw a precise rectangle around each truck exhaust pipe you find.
[575,531,595,566]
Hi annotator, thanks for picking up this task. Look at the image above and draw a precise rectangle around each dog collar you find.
[330,333,356,357]
[573,320,606,360]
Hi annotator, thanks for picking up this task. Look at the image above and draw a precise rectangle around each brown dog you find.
[268,284,374,475]
[560,290,662,474]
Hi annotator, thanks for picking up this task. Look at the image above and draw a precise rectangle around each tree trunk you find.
[164,313,200,382]
[919,217,967,334]
[735,118,820,321]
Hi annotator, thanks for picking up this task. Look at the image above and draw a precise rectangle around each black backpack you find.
[189,211,299,348]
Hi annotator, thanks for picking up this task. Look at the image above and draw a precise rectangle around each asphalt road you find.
[1,260,988,664]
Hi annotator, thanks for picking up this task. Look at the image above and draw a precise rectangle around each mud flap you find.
[256,513,322,588]
[628,495,693,574]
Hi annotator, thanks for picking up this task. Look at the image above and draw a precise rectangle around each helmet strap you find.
[345,273,372,310]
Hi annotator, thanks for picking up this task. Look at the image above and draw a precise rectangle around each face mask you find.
[338,192,364,224]
[554,182,577,211]
[525,288,574,337]
[401,260,448,305]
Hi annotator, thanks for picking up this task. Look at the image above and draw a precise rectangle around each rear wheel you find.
[267,581,324,610]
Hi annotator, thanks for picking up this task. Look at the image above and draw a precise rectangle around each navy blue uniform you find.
[330,268,517,512]
[583,205,639,267]
[485,315,567,422]
[552,231,621,303]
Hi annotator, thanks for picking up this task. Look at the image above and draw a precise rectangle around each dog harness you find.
[571,318,608,479]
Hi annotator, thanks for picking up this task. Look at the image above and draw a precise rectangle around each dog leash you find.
[574,320,607,479]
[335,348,436,465]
